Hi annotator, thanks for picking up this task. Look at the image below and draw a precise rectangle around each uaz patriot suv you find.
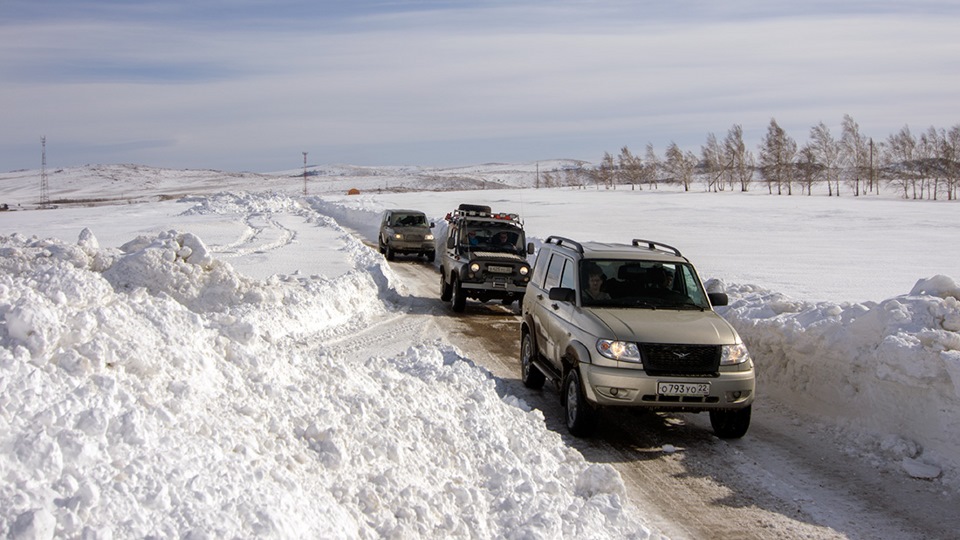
[520,236,755,438]
[439,204,533,312]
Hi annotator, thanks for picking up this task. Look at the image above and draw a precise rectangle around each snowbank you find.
[712,277,960,485]
[0,218,653,537]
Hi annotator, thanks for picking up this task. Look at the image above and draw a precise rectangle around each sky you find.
[2,0,960,172]
[1,166,959,537]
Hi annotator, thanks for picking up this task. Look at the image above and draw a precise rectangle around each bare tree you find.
[617,146,644,190]
[839,115,868,196]
[886,125,918,198]
[918,126,949,200]
[796,144,822,195]
[946,124,960,200]
[701,133,726,192]
[664,142,698,191]
[758,118,797,195]
[594,152,616,190]
[540,169,556,188]
[810,121,840,195]
[643,143,661,190]
[724,124,753,192]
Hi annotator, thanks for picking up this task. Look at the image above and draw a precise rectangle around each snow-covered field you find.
[1,163,958,538]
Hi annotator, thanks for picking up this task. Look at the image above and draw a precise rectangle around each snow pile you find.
[713,276,960,484]
[0,224,653,537]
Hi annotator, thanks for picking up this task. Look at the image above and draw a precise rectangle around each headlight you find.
[470,263,481,272]
[519,265,529,276]
[393,233,403,240]
[425,233,434,241]
[720,343,751,365]
[597,339,642,363]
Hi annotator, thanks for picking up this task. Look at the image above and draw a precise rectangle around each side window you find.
[543,253,566,290]
[559,259,576,290]
[530,249,550,288]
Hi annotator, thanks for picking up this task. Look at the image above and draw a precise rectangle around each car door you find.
[531,251,576,364]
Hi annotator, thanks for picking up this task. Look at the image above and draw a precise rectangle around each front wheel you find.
[451,276,466,312]
[520,332,545,389]
[564,368,596,436]
[385,244,395,261]
[440,272,452,301]
[709,405,752,439]
[426,251,436,263]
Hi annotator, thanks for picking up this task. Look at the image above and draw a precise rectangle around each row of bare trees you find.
[539,115,960,200]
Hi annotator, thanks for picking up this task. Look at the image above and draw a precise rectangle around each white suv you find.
[520,236,755,438]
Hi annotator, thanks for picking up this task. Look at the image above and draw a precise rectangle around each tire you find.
[520,331,545,389]
[385,244,395,261]
[451,276,466,312]
[564,368,596,436]
[709,405,752,439]
[440,271,452,301]
[426,251,436,263]
[378,237,385,254]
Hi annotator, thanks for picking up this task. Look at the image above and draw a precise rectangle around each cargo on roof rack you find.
[445,207,523,225]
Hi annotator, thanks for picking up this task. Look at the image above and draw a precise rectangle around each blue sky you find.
[2,0,959,172]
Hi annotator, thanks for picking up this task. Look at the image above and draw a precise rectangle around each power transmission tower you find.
[40,136,50,207]
[302,152,308,196]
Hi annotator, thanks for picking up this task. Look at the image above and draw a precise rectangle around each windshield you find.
[579,259,710,309]
[462,223,524,252]
[392,214,428,227]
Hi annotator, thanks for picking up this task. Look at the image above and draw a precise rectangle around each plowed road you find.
[386,255,960,540]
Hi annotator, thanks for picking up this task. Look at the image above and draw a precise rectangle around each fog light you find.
[733,391,742,399]
[610,388,619,396]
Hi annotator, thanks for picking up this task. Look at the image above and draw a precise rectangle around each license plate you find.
[657,381,710,396]
[487,265,513,274]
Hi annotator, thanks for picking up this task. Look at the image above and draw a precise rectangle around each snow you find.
[2,163,959,537]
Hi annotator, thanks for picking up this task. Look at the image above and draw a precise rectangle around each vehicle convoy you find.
[378,209,436,262]
[520,236,755,438]
[439,204,534,312]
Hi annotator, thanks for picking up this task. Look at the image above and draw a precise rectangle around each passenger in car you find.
[582,265,611,302]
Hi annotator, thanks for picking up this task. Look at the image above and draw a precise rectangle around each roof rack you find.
[632,238,682,257]
[545,236,584,254]
[445,207,523,225]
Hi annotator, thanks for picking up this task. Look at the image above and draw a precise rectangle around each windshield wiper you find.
[663,301,706,311]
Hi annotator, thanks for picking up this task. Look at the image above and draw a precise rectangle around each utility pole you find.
[40,136,50,208]
[302,152,308,196]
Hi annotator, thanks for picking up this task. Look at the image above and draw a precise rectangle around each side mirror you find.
[708,292,729,307]
[548,287,576,303]
[526,242,535,255]
[430,222,435,228]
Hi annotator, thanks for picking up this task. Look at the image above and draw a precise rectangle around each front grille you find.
[404,234,424,241]
[640,344,720,375]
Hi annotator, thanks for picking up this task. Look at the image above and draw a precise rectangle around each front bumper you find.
[388,240,435,253]
[579,363,755,411]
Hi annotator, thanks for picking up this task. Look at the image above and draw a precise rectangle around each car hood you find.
[590,308,739,345]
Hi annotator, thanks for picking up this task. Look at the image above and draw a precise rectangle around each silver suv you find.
[520,236,755,438]
[378,209,436,262]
